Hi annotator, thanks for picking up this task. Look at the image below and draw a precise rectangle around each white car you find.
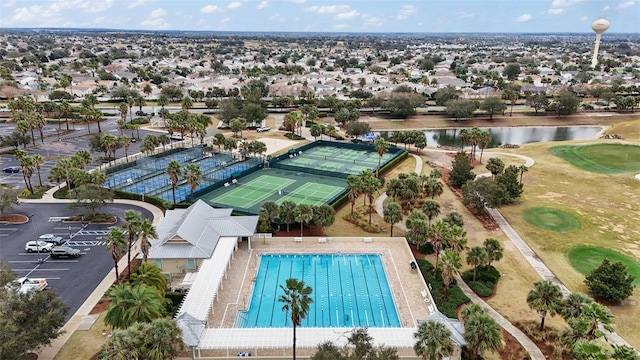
[6,277,48,294]
[256,126,271,132]
[39,234,64,245]
[25,241,54,253]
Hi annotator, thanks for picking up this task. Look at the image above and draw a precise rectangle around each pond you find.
[379,126,603,148]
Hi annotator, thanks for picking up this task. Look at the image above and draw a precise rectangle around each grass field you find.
[522,207,581,232]
[567,246,640,286]
[549,143,640,174]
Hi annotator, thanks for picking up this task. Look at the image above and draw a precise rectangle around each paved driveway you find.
[0,202,152,320]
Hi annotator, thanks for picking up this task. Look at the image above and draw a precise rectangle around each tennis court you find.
[276,182,344,206]
[209,175,296,209]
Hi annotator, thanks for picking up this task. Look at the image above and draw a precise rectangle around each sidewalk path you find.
[374,150,546,359]
[22,185,165,360]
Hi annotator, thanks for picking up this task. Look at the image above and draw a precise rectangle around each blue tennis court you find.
[237,254,400,328]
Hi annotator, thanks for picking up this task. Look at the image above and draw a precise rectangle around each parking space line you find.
[16,268,71,271]
[7,260,44,263]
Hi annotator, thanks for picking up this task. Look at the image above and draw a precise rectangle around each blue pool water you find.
[238,254,401,328]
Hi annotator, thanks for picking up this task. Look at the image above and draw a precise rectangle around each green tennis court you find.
[211,175,295,209]
[276,182,344,206]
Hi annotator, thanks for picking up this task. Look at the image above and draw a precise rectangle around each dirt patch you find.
[89,300,110,315]
[497,329,528,360]
[0,214,29,224]
[274,224,325,237]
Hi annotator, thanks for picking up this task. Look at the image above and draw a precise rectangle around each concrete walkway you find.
[22,185,166,360]
[374,149,545,358]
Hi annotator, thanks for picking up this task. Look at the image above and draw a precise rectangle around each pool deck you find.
[208,236,434,330]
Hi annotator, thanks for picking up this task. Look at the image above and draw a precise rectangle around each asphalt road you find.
[0,202,153,320]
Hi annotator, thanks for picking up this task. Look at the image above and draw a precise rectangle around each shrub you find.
[417,242,434,254]
[131,117,150,125]
[165,291,187,316]
[417,258,469,318]
[468,281,493,297]
[284,133,305,140]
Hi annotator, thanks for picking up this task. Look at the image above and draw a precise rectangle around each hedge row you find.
[416,258,469,318]
[112,189,169,211]
[461,266,500,298]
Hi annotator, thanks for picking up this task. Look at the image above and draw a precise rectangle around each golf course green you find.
[549,143,640,174]
[567,246,640,285]
[523,207,581,232]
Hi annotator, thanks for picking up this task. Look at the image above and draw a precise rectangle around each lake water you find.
[379,126,603,148]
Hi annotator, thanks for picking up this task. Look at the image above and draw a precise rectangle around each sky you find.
[0,0,639,33]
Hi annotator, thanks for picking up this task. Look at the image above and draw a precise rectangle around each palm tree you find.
[16,151,34,194]
[121,135,131,161]
[260,201,280,230]
[527,280,563,330]
[312,205,335,235]
[572,340,611,360]
[157,94,169,110]
[483,238,503,266]
[101,133,119,165]
[105,226,127,283]
[32,154,44,187]
[181,96,193,110]
[413,321,454,360]
[460,303,487,322]
[466,246,488,281]
[374,137,389,178]
[118,102,128,123]
[464,313,503,359]
[123,210,142,280]
[459,128,469,150]
[131,263,167,296]
[422,199,440,225]
[104,284,165,330]
[295,204,314,237]
[183,163,203,203]
[138,218,157,263]
[429,220,449,274]
[360,169,381,224]
[166,160,183,205]
[446,225,467,253]
[383,202,402,237]
[518,164,528,185]
[279,201,298,233]
[561,293,593,321]
[477,131,492,163]
[580,302,614,339]
[424,177,443,199]
[278,278,313,360]
[440,249,462,299]
[345,174,362,215]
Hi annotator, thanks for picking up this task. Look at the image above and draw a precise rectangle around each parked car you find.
[135,110,146,116]
[2,166,20,173]
[5,277,48,294]
[170,134,185,141]
[25,241,54,253]
[39,234,64,245]
[256,126,271,132]
[50,246,81,259]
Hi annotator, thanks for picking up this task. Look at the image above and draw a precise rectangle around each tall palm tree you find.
[460,303,487,322]
[123,210,142,280]
[138,218,158,263]
[477,131,492,163]
[424,177,444,199]
[383,202,402,237]
[295,204,314,237]
[429,220,449,274]
[31,154,44,187]
[157,94,169,110]
[181,96,193,110]
[446,225,468,253]
[345,174,362,215]
[101,133,119,165]
[279,201,298,233]
[360,169,381,224]
[422,199,440,225]
[466,246,489,281]
[518,164,528,185]
[483,238,503,266]
[459,128,469,150]
[121,135,131,162]
[374,137,389,178]
[183,163,203,203]
[131,263,167,296]
[413,321,454,360]
[312,205,335,235]
[260,201,280,230]
[166,160,183,205]
[527,280,563,330]
[278,278,313,360]
[464,313,503,359]
[104,284,165,330]
[105,226,127,283]
[118,102,128,124]
[16,151,34,194]
[440,249,462,299]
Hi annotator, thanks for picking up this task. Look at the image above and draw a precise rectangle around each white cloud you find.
[201,5,221,13]
[86,0,113,13]
[334,10,359,20]
[333,24,348,30]
[603,5,610,11]
[618,1,635,8]
[128,0,154,8]
[140,17,170,29]
[515,13,532,22]
[227,1,242,9]
[10,6,42,23]
[149,8,166,18]
[268,13,285,22]
[221,17,230,23]
[579,15,588,21]
[2,0,16,7]
[548,0,583,15]
[362,14,385,27]
[257,1,268,10]
[305,5,349,14]
[396,4,417,20]
[288,0,306,3]
[459,12,475,19]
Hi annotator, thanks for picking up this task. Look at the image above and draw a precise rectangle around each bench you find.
[318,238,327,243]
[421,290,427,299]
[363,237,372,243]
[294,237,302,243]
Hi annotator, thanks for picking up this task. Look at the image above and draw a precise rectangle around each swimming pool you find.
[238,254,401,328]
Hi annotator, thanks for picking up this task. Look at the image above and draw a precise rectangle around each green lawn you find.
[549,143,640,174]
[567,246,640,285]
[522,207,581,232]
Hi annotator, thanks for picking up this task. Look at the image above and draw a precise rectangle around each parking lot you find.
[0,202,153,320]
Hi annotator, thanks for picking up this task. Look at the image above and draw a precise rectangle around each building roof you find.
[419,310,468,346]
[175,312,206,348]
[148,200,258,260]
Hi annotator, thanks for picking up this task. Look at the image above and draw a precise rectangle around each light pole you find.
[69,225,72,240]
[29,214,43,264]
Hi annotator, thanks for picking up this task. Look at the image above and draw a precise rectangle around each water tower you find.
[591,18,610,68]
